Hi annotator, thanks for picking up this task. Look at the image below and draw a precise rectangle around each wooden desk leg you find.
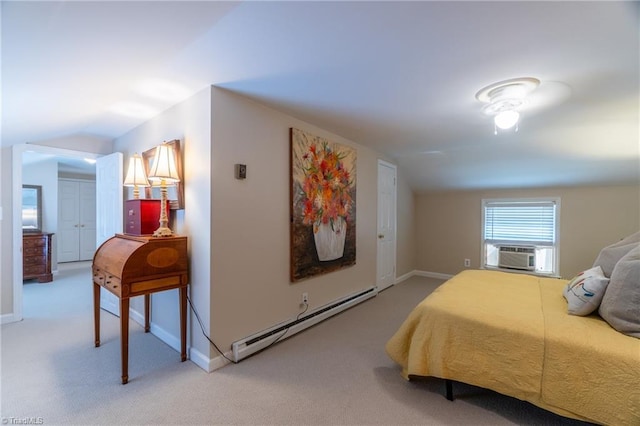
[144,294,150,333]
[120,297,130,384]
[179,285,187,362]
[93,282,101,347]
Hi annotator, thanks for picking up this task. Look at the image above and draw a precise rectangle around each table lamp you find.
[123,153,150,199]
[147,143,180,237]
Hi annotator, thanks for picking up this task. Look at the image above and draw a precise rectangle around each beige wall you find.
[210,87,386,348]
[113,86,214,361]
[396,167,416,277]
[416,185,640,278]
[110,87,412,367]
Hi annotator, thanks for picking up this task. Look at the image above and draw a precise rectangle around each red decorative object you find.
[124,199,169,235]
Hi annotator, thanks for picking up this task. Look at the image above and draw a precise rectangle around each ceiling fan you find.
[476,77,572,134]
[397,77,572,162]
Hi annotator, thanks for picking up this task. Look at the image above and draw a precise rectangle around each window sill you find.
[482,265,560,279]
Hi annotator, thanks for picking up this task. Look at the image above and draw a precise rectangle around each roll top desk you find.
[92,233,188,384]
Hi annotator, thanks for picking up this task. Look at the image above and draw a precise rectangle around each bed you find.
[385,269,640,425]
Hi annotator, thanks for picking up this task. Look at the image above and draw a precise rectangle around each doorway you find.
[376,160,397,291]
[11,144,99,323]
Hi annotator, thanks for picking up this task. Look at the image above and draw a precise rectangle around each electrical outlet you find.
[302,292,309,304]
[464,258,471,267]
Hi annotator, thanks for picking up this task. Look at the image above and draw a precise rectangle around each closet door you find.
[78,181,96,260]
[58,179,96,262]
[58,180,80,262]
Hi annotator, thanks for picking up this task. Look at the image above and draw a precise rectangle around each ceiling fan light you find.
[494,110,520,130]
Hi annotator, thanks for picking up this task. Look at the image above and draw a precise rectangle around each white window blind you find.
[484,200,556,246]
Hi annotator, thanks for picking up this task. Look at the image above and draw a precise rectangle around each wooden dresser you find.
[92,233,189,384]
[23,233,54,283]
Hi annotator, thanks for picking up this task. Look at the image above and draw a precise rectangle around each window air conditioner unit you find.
[498,245,535,271]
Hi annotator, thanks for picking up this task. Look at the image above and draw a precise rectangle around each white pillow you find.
[563,266,604,299]
[592,232,640,277]
[564,265,610,316]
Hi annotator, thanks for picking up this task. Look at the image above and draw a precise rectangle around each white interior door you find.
[96,152,123,316]
[58,179,97,262]
[377,160,397,291]
[78,181,97,260]
[58,180,80,262]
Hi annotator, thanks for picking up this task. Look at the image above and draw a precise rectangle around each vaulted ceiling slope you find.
[3,1,638,192]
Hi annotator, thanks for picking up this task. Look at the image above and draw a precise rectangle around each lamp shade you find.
[148,143,180,183]
[123,153,150,187]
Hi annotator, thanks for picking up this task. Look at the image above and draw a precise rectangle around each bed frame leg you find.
[445,379,454,401]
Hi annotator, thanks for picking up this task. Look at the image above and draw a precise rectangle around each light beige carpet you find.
[1,262,591,425]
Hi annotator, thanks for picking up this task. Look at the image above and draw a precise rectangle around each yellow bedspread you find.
[385,270,640,425]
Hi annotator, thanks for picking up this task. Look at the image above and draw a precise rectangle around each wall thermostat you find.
[235,164,247,179]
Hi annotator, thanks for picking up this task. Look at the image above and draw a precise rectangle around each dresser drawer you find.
[23,236,47,248]
[24,264,46,276]
[104,275,123,297]
[24,245,47,256]
[22,233,54,283]
[24,255,46,266]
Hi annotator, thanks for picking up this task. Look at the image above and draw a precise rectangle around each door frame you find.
[95,152,123,316]
[10,144,100,323]
[376,159,397,291]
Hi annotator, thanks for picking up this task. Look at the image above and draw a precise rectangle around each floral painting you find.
[290,128,356,282]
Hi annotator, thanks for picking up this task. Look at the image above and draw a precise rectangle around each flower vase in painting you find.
[314,216,347,261]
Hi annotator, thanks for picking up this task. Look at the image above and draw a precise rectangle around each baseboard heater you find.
[231,286,377,362]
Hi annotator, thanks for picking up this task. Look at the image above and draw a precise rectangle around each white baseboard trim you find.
[395,270,415,284]
[129,307,145,327]
[188,347,209,371]
[129,308,182,354]
[1,312,18,325]
[128,308,232,374]
[395,269,454,283]
[149,323,181,353]
[187,346,217,372]
[210,351,234,371]
[414,270,454,280]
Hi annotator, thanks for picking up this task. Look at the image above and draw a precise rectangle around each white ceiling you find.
[3,1,639,192]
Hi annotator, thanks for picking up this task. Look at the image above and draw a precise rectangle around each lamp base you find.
[153,226,173,237]
[153,179,173,237]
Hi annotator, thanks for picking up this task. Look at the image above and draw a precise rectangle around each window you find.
[482,198,560,276]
